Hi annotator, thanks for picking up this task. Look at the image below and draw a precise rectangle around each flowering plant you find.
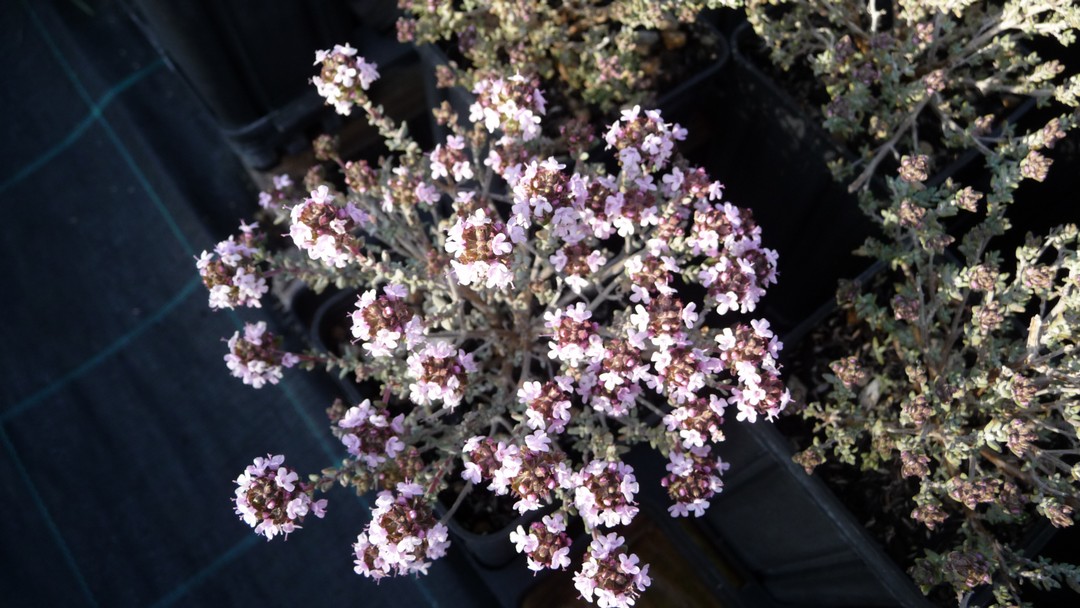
[792,111,1080,606]
[742,0,1080,191]
[396,0,732,113]
[199,43,787,605]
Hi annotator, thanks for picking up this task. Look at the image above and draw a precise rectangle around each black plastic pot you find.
[127,0,417,169]
[690,34,932,594]
[708,401,933,606]
[441,505,533,570]
[651,27,731,164]
[778,255,1080,607]
[302,287,375,407]
[719,22,877,337]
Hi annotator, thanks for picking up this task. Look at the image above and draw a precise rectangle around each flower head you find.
[289,185,369,268]
[224,322,299,388]
[573,459,639,529]
[233,454,327,540]
[352,483,449,580]
[510,513,573,572]
[313,49,380,115]
[573,533,651,607]
[196,222,269,309]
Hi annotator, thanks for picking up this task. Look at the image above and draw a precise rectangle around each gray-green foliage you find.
[744,0,1080,192]
[397,0,728,113]
[736,1,1080,603]
[795,114,1080,605]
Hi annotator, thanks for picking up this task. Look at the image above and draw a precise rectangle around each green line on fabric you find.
[23,0,197,261]
[97,119,200,254]
[0,424,99,607]
[21,0,96,104]
[2,276,201,423]
[21,5,439,606]
[147,534,260,608]
[0,58,164,195]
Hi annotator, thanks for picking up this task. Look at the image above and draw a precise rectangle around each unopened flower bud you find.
[898,199,927,228]
[945,551,991,590]
[954,187,983,212]
[967,264,998,292]
[900,450,930,478]
[830,355,868,390]
[1021,150,1052,182]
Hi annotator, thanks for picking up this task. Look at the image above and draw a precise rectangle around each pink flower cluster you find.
[338,399,406,468]
[429,135,474,183]
[462,436,517,493]
[312,44,380,115]
[224,321,299,388]
[233,454,327,540]
[690,201,778,315]
[662,445,729,517]
[663,393,730,450]
[573,533,651,608]
[604,105,686,179]
[406,340,477,409]
[550,243,608,294]
[518,379,573,433]
[383,165,440,211]
[714,320,790,423]
[545,303,604,368]
[350,283,425,358]
[469,72,546,142]
[258,173,296,211]
[573,459,640,529]
[509,513,573,572]
[444,203,521,289]
[352,482,450,580]
[289,185,371,268]
[196,221,268,309]
[462,433,573,513]
[579,339,649,418]
[508,432,573,513]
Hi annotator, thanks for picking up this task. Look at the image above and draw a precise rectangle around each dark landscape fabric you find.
[0,2,488,606]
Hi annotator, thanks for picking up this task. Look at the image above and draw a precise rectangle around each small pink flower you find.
[352,483,448,580]
[573,533,651,606]
[233,454,326,540]
[573,459,639,529]
[224,322,299,388]
[510,513,573,572]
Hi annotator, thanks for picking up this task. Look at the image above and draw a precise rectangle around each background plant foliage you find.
[721,1,1080,604]
[396,0,733,114]
[793,110,1080,605]
[744,0,1080,191]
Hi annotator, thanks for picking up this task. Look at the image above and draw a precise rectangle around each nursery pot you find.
[131,0,422,169]
[782,253,1078,607]
[723,22,877,337]
[437,479,555,571]
[651,26,731,163]
[442,509,524,570]
[708,404,932,606]
[306,287,370,405]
